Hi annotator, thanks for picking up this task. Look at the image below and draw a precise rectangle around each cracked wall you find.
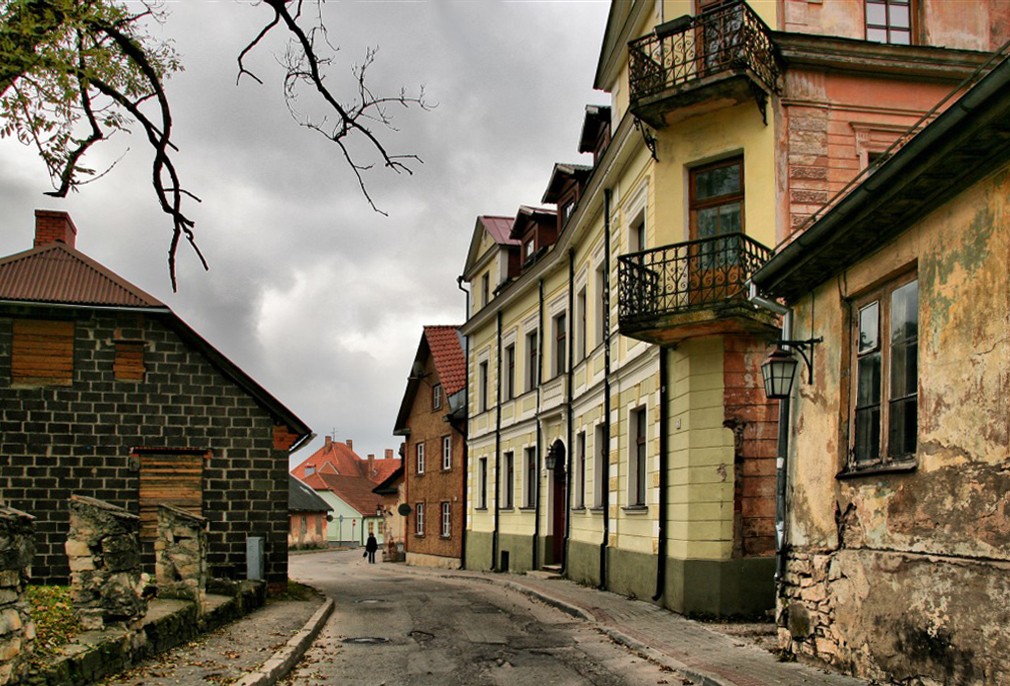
[779,162,1010,684]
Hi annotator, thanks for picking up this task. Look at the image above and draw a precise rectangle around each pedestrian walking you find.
[365,533,378,564]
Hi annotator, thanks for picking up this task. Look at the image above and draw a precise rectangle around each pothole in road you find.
[409,630,435,643]
[342,636,391,645]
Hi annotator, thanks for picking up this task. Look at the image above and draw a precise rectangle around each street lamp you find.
[761,338,823,399]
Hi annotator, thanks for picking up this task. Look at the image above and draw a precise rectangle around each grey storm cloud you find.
[0,0,610,463]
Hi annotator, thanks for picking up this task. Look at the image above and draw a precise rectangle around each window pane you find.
[866,27,888,42]
[695,164,741,200]
[888,396,917,457]
[856,352,881,407]
[697,207,720,239]
[889,29,911,45]
[866,3,887,25]
[858,301,879,353]
[854,406,881,463]
[889,5,910,28]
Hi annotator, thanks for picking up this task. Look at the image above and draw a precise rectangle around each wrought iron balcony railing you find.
[628,1,779,112]
[618,233,772,325]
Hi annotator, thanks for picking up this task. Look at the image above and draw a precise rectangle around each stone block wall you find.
[66,495,147,630]
[155,504,207,614]
[0,308,295,587]
[0,505,35,686]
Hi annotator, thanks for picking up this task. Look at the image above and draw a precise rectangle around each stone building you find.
[288,474,332,548]
[0,210,312,588]
[459,0,1008,617]
[752,53,1010,684]
[394,326,467,568]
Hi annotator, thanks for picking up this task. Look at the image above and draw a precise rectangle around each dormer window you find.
[562,201,575,224]
[524,239,535,260]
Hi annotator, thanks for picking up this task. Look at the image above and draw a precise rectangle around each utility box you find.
[246,536,264,580]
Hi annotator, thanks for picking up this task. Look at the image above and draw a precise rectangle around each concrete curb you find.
[232,597,334,686]
[498,579,727,686]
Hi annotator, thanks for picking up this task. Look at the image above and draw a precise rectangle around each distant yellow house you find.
[460,0,999,617]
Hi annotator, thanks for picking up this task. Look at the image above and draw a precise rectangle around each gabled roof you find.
[579,105,612,154]
[462,215,518,281]
[393,325,466,435]
[289,474,332,512]
[372,466,404,496]
[291,438,401,483]
[509,206,557,240]
[0,218,312,446]
[542,163,593,204]
[0,242,165,308]
[303,472,384,517]
[424,325,466,396]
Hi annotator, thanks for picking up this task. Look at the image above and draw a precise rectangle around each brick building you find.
[0,210,312,587]
[394,326,467,568]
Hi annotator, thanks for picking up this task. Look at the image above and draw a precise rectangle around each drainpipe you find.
[653,347,668,601]
[493,310,503,571]
[747,282,791,586]
[533,279,545,570]
[600,189,613,591]
[456,276,470,569]
[563,249,575,574]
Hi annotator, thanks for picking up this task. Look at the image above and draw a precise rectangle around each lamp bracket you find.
[776,337,823,384]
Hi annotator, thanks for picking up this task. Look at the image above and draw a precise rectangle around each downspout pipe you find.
[600,188,613,591]
[493,310,503,571]
[533,279,545,570]
[563,249,575,574]
[653,347,668,601]
[456,276,470,569]
[746,281,791,586]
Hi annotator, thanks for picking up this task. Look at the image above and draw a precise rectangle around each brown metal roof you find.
[0,243,165,308]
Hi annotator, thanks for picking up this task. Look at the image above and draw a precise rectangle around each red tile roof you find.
[0,243,165,308]
[291,438,402,484]
[424,325,466,396]
[302,472,386,516]
[479,215,520,246]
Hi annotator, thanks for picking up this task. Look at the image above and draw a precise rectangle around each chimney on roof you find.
[368,454,375,475]
[34,210,77,249]
[385,448,394,460]
[346,439,353,450]
[324,436,332,449]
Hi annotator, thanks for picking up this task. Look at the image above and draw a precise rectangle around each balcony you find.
[628,1,780,128]
[618,233,778,344]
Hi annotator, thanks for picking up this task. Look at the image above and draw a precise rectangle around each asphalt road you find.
[282,550,682,686]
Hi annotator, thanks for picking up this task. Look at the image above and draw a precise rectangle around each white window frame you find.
[442,435,452,470]
[416,441,425,475]
[441,502,451,537]
[415,502,425,536]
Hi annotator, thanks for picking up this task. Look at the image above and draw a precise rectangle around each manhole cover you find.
[342,636,390,645]
[354,599,386,604]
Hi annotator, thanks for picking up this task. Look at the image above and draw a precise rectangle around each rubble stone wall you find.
[66,495,147,630]
[155,504,207,613]
[0,505,35,686]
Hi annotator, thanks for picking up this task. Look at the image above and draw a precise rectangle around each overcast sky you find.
[0,0,611,466]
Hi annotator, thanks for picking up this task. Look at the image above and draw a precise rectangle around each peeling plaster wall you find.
[779,163,1010,684]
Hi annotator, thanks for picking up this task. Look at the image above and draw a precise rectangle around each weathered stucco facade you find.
[754,57,1010,684]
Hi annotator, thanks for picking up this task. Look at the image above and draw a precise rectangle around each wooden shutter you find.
[114,341,145,381]
[138,451,204,540]
[11,319,74,385]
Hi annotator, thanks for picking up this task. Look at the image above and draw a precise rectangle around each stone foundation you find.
[0,505,35,686]
[155,504,208,614]
[66,496,147,631]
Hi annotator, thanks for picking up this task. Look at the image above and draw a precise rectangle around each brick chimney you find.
[324,436,332,449]
[34,210,77,249]
[345,439,353,450]
[367,454,375,475]
[385,448,394,460]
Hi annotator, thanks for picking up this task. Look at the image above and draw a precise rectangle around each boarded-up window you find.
[137,450,205,541]
[114,341,145,381]
[11,319,74,385]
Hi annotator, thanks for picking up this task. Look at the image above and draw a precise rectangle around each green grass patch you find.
[25,585,80,669]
